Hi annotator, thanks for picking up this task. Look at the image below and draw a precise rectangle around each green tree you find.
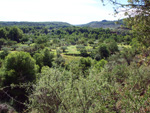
[4,52,38,85]
[61,46,67,52]
[0,28,7,39]
[0,48,9,59]
[97,44,110,60]
[106,39,119,54]
[80,48,88,57]
[43,48,54,67]
[8,26,23,42]
[33,53,44,71]
[1,52,38,112]
[35,36,48,44]
[0,38,6,50]
[3,52,38,85]
[79,57,91,77]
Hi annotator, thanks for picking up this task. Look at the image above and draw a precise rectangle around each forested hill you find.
[0,20,123,29]
[0,21,72,29]
[78,20,123,28]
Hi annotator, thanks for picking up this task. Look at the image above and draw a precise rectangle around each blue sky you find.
[0,0,127,25]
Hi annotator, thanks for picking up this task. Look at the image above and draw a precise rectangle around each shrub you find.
[80,48,88,57]
[28,66,102,113]
[43,48,54,67]
[94,59,107,72]
[79,57,91,77]
[33,53,44,71]
[55,56,65,67]
[97,43,110,59]
[0,48,9,59]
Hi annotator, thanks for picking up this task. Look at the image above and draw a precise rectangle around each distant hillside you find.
[78,20,123,29]
[0,20,124,29]
[0,21,72,28]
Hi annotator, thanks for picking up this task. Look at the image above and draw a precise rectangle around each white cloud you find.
[0,0,117,24]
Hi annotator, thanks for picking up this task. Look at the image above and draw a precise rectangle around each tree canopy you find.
[3,51,38,85]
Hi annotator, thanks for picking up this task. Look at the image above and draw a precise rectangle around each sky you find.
[0,0,127,25]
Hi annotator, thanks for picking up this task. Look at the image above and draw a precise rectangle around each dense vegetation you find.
[0,0,150,112]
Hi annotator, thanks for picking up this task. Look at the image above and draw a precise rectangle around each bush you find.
[43,48,54,67]
[28,61,150,113]
[55,56,65,67]
[0,48,9,59]
[80,48,88,57]
[33,53,44,71]
[107,40,119,54]
[79,57,91,77]
[29,67,66,113]
[97,43,110,59]
[91,44,110,61]
[94,59,107,72]
[28,66,102,113]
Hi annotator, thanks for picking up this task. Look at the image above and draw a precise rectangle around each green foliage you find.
[99,62,150,112]
[35,36,48,44]
[98,44,110,58]
[102,0,150,47]
[28,61,150,113]
[94,59,107,72]
[0,20,139,112]
[61,46,67,52]
[76,45,85,51]
[8,26,23,42]
[79,57,91,77]
[106,39,119,54]
[0,51,38,112]
[0,28,7,39]
[3,51,38,85]
[0,38,6,49]
[0,48,9,59]
[80,48,88,57]
[121,48,137,65]
[5,39,17,46]
[43,48,54,67]
[33,53,44,71]
[29,66,67,113]
[54,49,65,67]
[94,43,110,61]
[55,56,65,67]
[29,66,102,113]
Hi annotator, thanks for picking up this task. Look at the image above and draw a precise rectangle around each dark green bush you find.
[43,48,54,67]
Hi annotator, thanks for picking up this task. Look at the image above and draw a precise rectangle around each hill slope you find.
[0,21,72,28]
[78,20,123,29]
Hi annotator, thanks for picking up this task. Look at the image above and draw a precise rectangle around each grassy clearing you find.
[66,45,80,54]
[118,44,131,51]
[61,54,82,64]
[118,44,131,48]
[85,45,93,50]
[65,45,92,55]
